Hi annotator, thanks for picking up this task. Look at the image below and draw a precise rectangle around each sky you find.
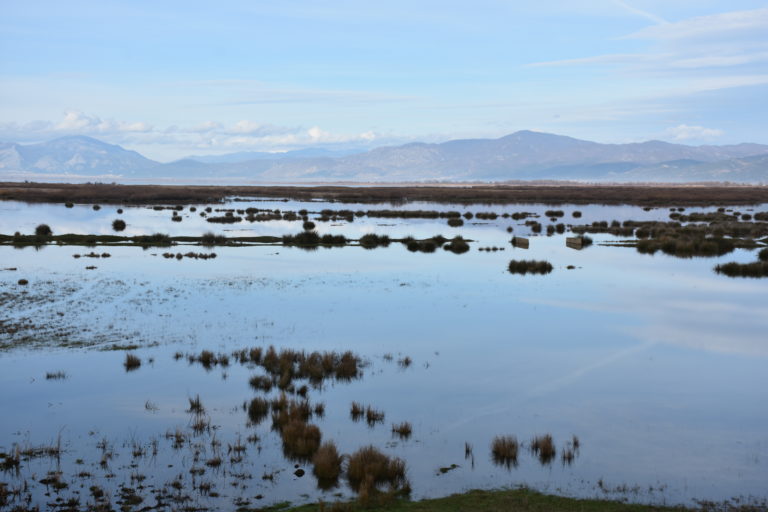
[1,0,767,161]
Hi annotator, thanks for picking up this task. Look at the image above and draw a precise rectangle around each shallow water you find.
[1,199,767,510]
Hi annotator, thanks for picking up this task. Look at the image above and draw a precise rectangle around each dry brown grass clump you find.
[281,420,321,461]
[491,435,519,468]
[346,446,407,495]
[312,441,343,488]
[365,406,385,427]
[249,375,273,392]
[124,353,141,371]
[530,434,556,464]
[350,402,364,421]
[247,397,269,425]
[391,422,412,439]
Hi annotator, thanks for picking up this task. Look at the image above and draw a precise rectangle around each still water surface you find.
[1,199,767,509]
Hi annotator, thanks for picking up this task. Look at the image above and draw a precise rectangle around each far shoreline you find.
[2,180,768,207]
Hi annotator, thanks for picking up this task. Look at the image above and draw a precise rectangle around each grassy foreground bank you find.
[258,488,716,512]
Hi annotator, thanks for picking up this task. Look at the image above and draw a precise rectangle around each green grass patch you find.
[272,488,691,512]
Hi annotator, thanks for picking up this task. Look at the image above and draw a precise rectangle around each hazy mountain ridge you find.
[2,131,768,182]
[0,136,158,176]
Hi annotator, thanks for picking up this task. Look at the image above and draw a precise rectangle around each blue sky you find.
[1,0,767,161]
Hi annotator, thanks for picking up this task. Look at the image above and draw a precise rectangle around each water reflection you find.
[1,199,767,509]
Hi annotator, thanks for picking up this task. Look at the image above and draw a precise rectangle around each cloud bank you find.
[0,111,388,160]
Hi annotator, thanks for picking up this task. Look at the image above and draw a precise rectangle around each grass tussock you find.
[247,397,270,425]
[346,446,408,496]
[187,395,205,415]
[124,353,141,371]
[365,406,385,427]
[391,422,412,439]
[508,259,553,275]
[351,402,365,422]
[491,436,519,468]
[111,219,126,232]
[280,420,322,461]
[312,441,343,489]
[249,375,273,392]
[231,346,362,390]
[45,371,67,380]
[531,434,556,464]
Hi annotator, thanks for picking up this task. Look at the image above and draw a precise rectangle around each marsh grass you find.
[124,353,141,371]
[312,441,343,489]
[443,236,470,254]
[491,436,518,468]
[715,261,768,278]
[365,407,385,427]
[346,446,408,496]
[359,233,391,249]
[201,232,227,247]
[187,395,205,415]
[191,416,211,434]
[350,402,365,422]
[637,236,735,258]
[249,375,273,392]
[391,422,412,439]
[530,434,556,464]
[45,371,67,380]
[280,420,321,461]
[508,260,553,275]
[205,456,222,468]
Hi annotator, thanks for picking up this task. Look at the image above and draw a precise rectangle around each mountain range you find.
[2,131,768,183]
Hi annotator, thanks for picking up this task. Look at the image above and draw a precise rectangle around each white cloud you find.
[50,110,153,134]
[665,124,723,141]
[611,0,667,25]
[627,7,768,41]
[529,7,768,82]
[0,111,387,161]
[230,120,263,134]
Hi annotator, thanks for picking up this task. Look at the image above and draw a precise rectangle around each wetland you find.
[1,184,767,511]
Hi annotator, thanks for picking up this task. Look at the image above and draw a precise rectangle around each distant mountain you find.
[184,147,364,164]
[0,136,159,176]
[2,131,768,182]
